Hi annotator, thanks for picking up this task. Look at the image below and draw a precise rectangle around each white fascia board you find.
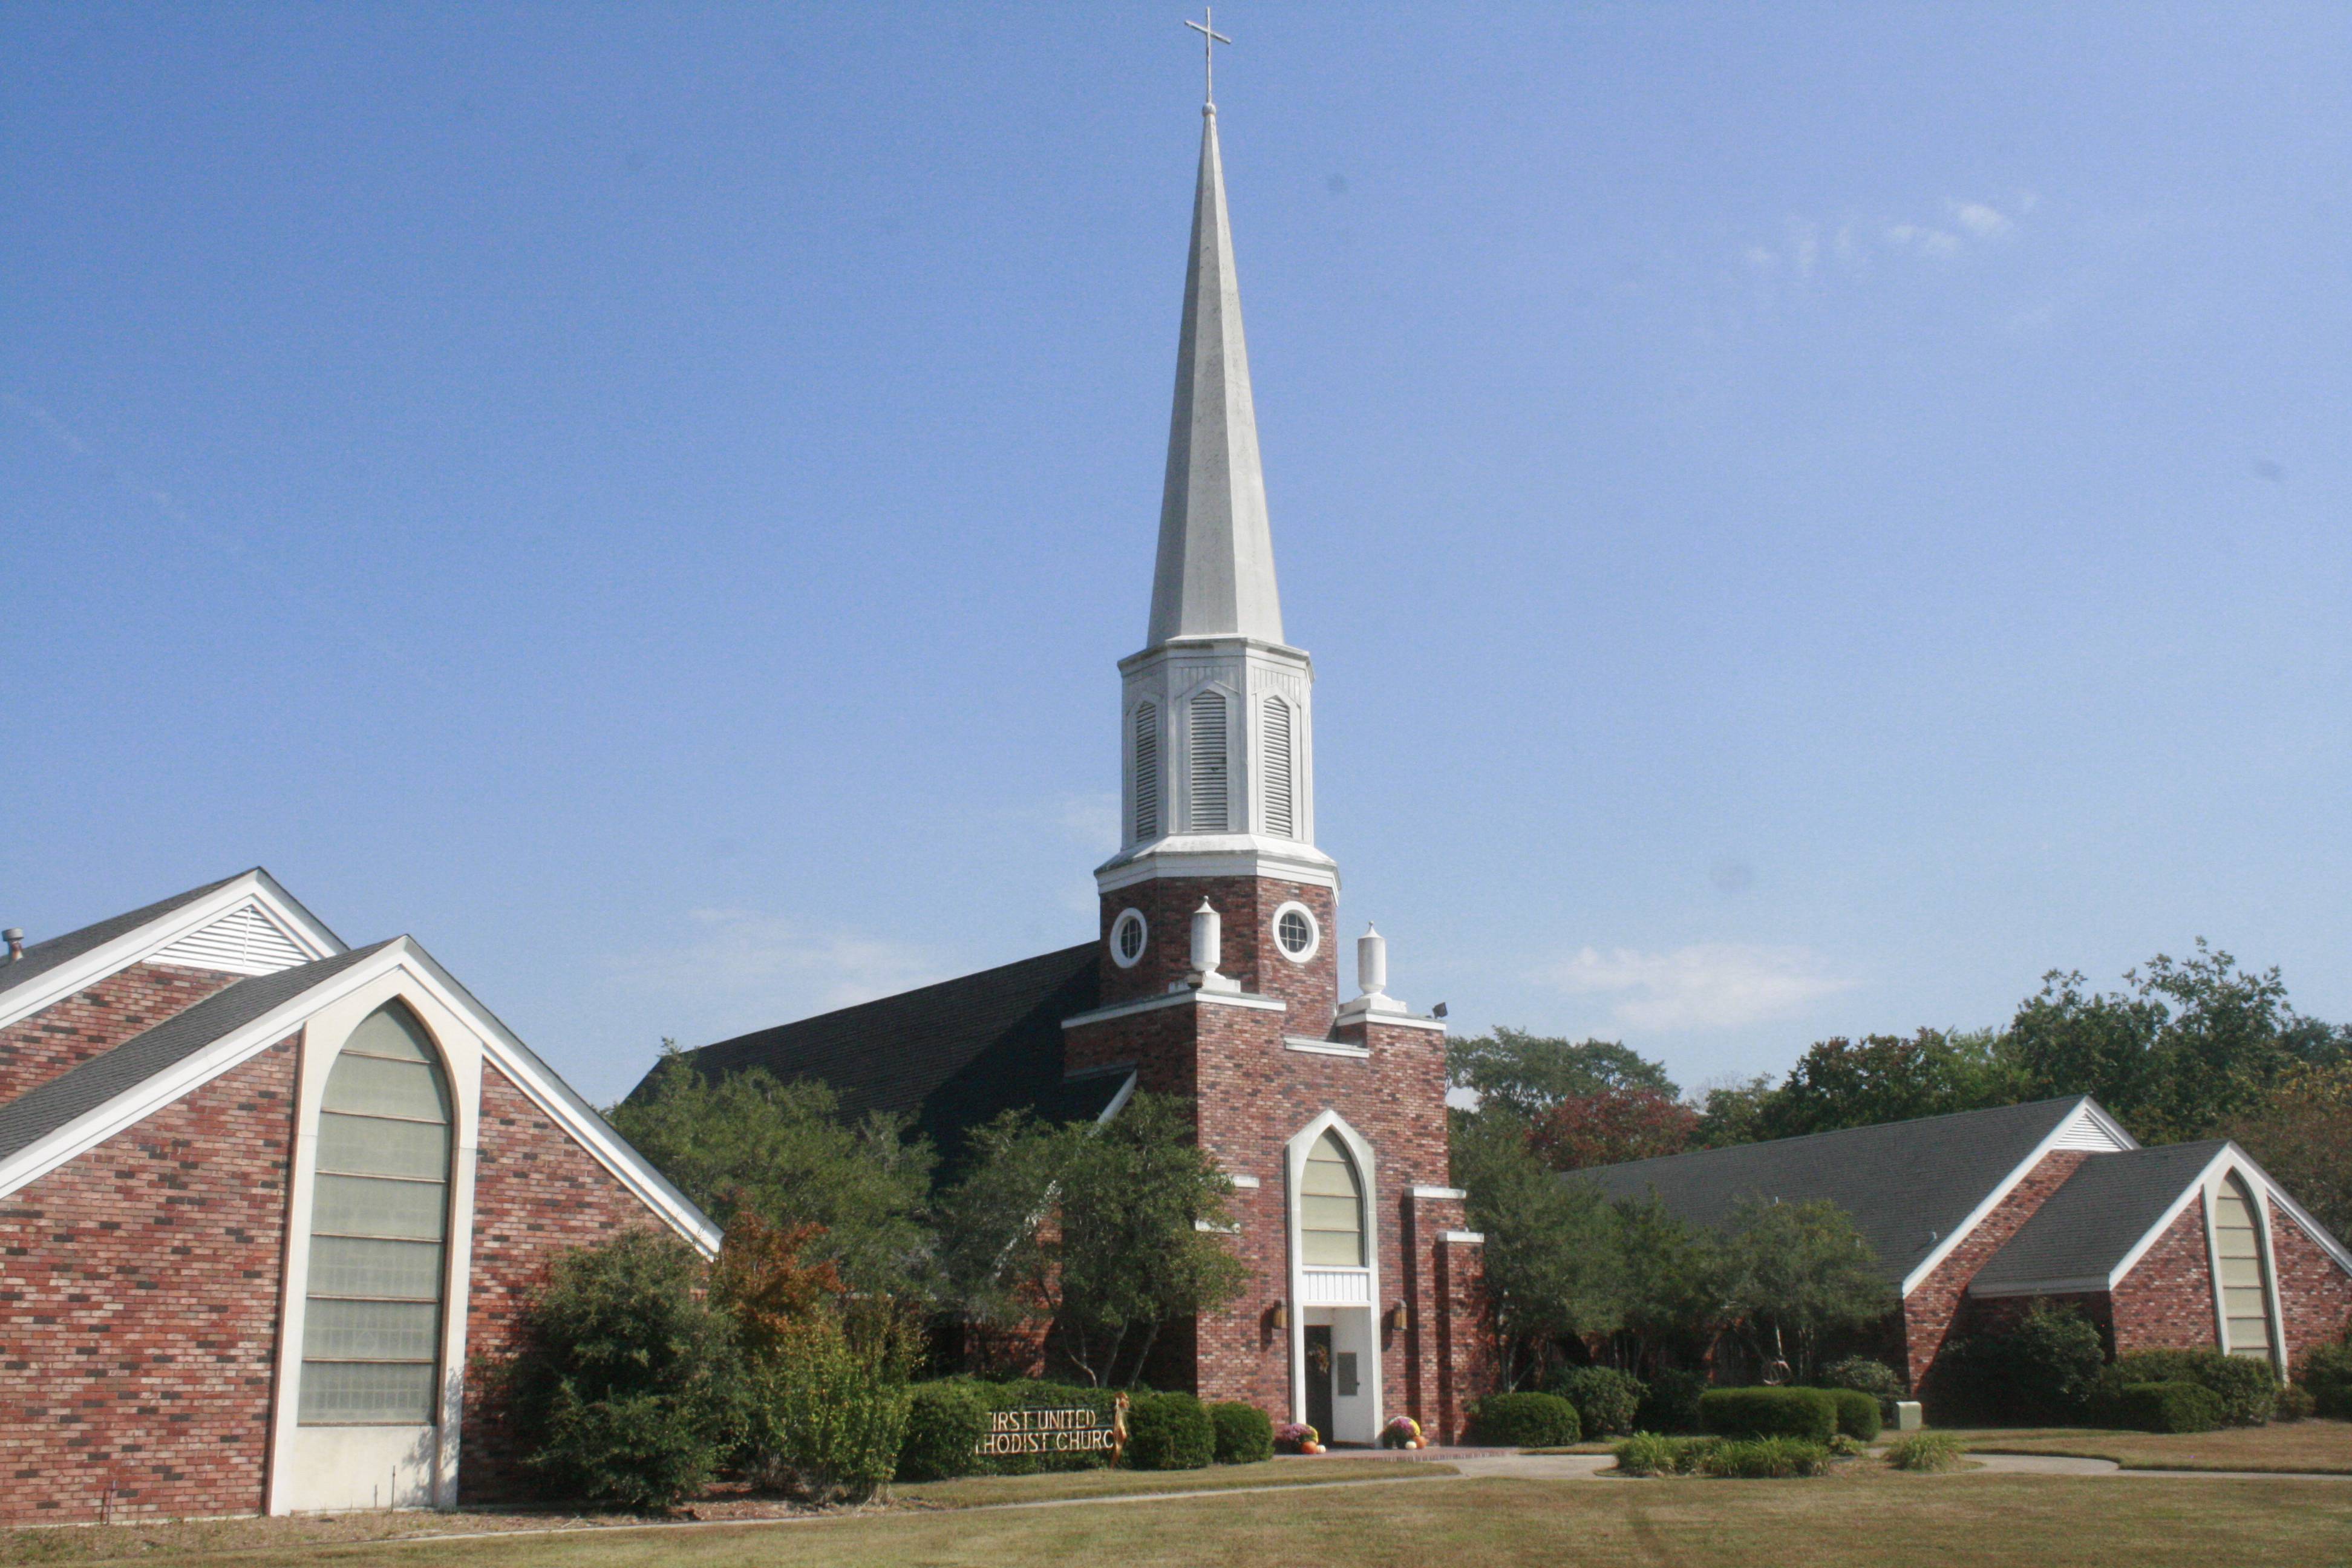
[1094,838,1341,893]
[2102,1145,2236,1290]
[1347,1012,1447,1034]
[1059,988,1287,1030]
[0,870,347,1033]
[1898,1097,2112,1299]
[388,939,722,1256]
[1093,1071,1138,1126]
[1284,1036,1370,1059]
[1410,1186,1467,1202]
[0,937,721,1258]
[2178,1142,2352,1280]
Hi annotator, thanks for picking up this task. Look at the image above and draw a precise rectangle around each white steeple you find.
[1097,97,1336,898]
[1148,106,1284,649]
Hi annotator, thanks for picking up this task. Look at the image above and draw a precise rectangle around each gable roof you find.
[639,942,1105,1163]
[0,944,390,1165]
[0,869,345,1031]
[1968,1141,2229,1296]
[1573,1096,2119,1291]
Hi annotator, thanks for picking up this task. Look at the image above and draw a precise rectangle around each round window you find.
[1272,901,1320,964]
[1109,909,1148,969]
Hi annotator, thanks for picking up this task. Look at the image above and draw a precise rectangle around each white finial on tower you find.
[1184,9,1233,113]
[1185,898,1240,992]
[1357,924,1388,999]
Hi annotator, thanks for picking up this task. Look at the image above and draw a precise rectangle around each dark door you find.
[1304,1325,1334,1440]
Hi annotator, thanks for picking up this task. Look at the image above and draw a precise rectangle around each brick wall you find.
[0,963,242,1105]
[0,1037,297,1524]
[2266,1198,2352,1365]
[1096,877,1339,1036]
[456,1061,682,1504]
[1901,1150,2088,1388]
[2109,1201,2218,1353]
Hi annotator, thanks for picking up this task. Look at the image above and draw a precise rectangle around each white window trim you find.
[1283,1110,1382,1438]
[2201,1164,2290,1377]
[1108,909,1148,970]
[1271,901,1321,965]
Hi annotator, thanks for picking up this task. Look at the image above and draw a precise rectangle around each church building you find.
[652,99,1496,1443]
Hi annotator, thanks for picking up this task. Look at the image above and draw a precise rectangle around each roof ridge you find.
[1583,1093,2091,1178]
[697,941,1095,1050]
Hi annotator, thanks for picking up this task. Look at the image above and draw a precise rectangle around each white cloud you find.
[1950,201,2013,240]
[615,909,947,1018]
[1535,943,1857,1031]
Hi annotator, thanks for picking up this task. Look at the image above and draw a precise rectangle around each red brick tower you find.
[1057,99,1490,1442]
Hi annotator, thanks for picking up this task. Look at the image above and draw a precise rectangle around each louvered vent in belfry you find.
[1134,702,1161,841]
[153,901,312,976]
[1187,690,1228,832]
[1263,696,1294,838]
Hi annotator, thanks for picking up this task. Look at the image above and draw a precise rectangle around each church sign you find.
[976,1399,1126,1459]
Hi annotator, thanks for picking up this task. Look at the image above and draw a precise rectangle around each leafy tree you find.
[2224,1063,2352,1242]
[609,1048,935,1296]
[1609,1194,1726,1373]
[1755,1028,2020,1141]
[1716,1196,1893,1382]
[1457,1122,1625,1386]
[1448,1028,1678,1121]
[1690,1074,1777,1149]
[937,1092,1246,1388]
[1525,1085,1699,1171]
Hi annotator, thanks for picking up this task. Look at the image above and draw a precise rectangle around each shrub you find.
[1634,1368,1709,1434]
[1930,1304,2106,1424]
[2296,1337,2352,1419]
[745,1334,908,1502]
[1468,1391,1581,1447]
[2115,1381,2226,1434]
[2103,1350,2276,1426]
[1126,1391,1215,1470]
[1210,1402,1274,1464]
[1883,1431,1965,1472]
[1612,1433,1716,1476]
[1697,1437,1831,1478]
[2274,1382,2316,1423]
[506,1231,748,1510]
[1697,1387,1837,1443]
[897,1382,990,1481]
[1826,1432,1864,1457]
[1547,1366,1647,1438]
[1817,1356,1906,1414]
[1825,1388,1881,1442]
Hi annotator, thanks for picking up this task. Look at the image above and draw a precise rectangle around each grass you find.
[895,1457,1452,1506]
[12,1473,2342,1568]
[1941,1417,2352,1474]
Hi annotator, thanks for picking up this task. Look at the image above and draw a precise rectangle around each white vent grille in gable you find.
[152,902,311,976]
[1187,690,1228,832]
[2050,1109,2129,1152]
[1134,702,1160,842]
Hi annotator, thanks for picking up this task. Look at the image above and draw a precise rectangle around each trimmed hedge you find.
[2298,1338,2352,1420]
[2275,1383,2316,1422]
[1634,1368,1709,1435]
[1469,1391,1581,1447]
[2102,1350,2276,1426]
[1825,1388,1881,1442]
[897,1379,1123,1480]
[1209,1402,1273,1464]
[1697,1387,1837,1443]
[1547,1367,1646,1439]
[1126,1391,1215,1470]
[1817,1356,1906,1414]
[2114,1380,2226,1434]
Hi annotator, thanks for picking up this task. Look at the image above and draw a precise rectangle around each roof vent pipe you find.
[4,929,23,963]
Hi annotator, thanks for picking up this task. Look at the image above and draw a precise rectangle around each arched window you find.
[1187,690,1228,832]
[1132,702,1160,842]
[1263,696,1295,838]
[2213,1174,2275,1362]
[299,1002,452,1425]
[1299,1130,1364,1267]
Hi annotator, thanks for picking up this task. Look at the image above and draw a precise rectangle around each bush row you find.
[898,1382,1276,1480]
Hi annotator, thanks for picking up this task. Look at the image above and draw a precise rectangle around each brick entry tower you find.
[1057,95,1491,1442]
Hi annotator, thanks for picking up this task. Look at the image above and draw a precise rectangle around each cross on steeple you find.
[1184,9,1232,110]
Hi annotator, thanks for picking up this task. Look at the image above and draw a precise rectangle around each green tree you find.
[1457,1120,1625,1386]
[937,1093,1246,1388]
[1449,1027,1679,1121]
[2225,1063,2352,1243]
[1717,1197,1893,1382]
[1756,1028,2020,1141]
[608,1048,935,1297]
[1690,1074,1777,1149]
[1609,1194,1726,1373]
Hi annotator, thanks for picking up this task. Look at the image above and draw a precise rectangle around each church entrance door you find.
[1304,1325,1335,1440]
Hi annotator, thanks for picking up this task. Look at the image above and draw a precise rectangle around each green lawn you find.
[1945,1418,2352,1474]
[10,1472,2348,1568]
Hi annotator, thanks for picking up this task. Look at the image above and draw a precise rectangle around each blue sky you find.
[7,4,2348,1106]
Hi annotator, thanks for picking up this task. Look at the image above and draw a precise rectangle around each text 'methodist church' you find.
[650,96,1495,1443]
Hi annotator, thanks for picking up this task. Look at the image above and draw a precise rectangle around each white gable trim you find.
[0,870,345,1033]
[1897,1098,2137,1299]
[0,938,719,1256]
[2105,1143,2352,1287]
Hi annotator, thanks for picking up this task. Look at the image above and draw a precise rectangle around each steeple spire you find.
[1147,105,1285,648]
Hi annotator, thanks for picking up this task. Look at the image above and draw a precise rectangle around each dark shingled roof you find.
[1970,1142,2227,1293]
[636,943,1109,1164]
[0,872,249,1002]
[0,942,390,1163]
[1573,1096,2092,1284]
